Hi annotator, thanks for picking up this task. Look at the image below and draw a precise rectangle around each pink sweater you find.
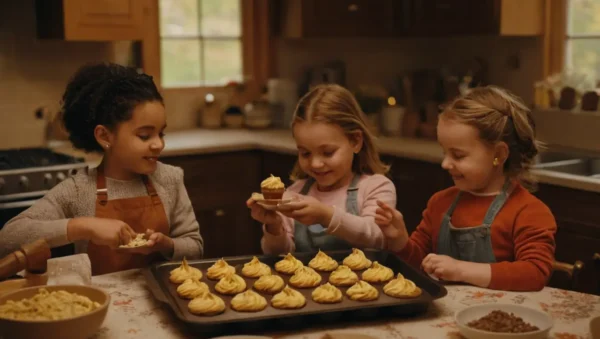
[261,174,396,254]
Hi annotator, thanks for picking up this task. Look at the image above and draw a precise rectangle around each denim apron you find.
[436,180,512,263]
[293,175,360,252]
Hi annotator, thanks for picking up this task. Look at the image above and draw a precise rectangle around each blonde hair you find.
[289,84,389,181]
[441,86,541,191]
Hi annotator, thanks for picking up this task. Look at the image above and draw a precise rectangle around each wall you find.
[0,1,543,149]
[275,36,543,105]
[0,1,113,149]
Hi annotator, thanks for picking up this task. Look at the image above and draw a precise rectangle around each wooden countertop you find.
[50,128,600,193]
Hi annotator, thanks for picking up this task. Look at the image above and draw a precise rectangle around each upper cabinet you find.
[279,0,398,38]
[278,0,544,38]
[405,0,544,36]
[35,0,148,41]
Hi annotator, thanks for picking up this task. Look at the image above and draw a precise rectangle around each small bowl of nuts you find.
[455,303,553,339]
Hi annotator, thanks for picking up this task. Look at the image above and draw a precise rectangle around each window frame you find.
[141,0,273,96]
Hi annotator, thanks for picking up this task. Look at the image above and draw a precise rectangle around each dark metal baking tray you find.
[144,249,447,335]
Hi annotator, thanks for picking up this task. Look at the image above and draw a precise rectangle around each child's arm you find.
[167,176,204,260]
[376,193,440,268]
[260,212,296,255]
[325,176,396,249]
[0,179,77,257]
[258,187,301,255]
[422,200,556,291]
[487,201,556,291]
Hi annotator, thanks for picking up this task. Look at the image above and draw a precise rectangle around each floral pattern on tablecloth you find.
[89,269,600,339]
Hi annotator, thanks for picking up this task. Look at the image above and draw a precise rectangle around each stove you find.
[0,148,87,203]
[0,148,87,258]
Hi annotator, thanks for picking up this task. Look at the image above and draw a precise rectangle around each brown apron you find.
[87,166,170,276]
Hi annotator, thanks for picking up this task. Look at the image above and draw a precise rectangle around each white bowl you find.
[455,303,553,339]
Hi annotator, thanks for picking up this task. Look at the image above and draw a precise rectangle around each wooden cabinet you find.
[384,156,452,234]
[160,151,263,259]
[278,0,543,38]
[535,184,600,295]
[35,0,148,41]
[260,151,297,188]
[405,0,498,36]
[404,0,543,36]
[279,0,397,38]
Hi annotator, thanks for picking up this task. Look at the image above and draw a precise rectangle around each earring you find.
[493,158,499,166]
[105,144,110,149]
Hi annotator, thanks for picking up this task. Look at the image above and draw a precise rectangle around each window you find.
[159,0,243,88]
[566,0,600,79]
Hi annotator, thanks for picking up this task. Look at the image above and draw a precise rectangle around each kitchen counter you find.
[51,128,600,193]
[92,268,598,339]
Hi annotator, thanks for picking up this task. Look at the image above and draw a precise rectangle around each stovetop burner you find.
[0,148,84,170]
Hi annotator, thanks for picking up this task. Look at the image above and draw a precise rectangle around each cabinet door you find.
[407,0,499,36]
[260,151,297,188]
[161,152,262,258]
[62,0,146,40]
[281,0,396,37]
[535,184,600,295]
[385,157,452,234]
[197,204,263,259]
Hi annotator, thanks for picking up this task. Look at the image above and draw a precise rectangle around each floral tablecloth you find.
[91,269,599,339]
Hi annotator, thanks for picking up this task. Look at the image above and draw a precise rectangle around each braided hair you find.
[61,62,163,153]
[441,86,541,191]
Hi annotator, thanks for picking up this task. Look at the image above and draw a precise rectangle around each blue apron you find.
[293,175,361,253]
[436,180,512,263]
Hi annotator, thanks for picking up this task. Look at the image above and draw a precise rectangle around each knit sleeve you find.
[488,199,557,291]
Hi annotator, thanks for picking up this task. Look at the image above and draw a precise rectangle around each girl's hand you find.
[276,195,333,226]
[126,229,174,256]
[69,217,137,249]
[374,200,409,252]
[246,197,283,235]
[422,254,463,282]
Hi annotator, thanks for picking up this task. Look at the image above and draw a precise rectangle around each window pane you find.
[201,0,241,37]
[161,39,202,87]
[568,0,600,35]
[567,39,600,79]
[160,0,199,36]
[204,40,242,85]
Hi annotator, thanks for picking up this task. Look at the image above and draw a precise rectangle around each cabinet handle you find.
[348,4,359,12]
[215,209,225,217]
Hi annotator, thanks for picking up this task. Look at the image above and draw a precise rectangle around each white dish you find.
[251,192,293,211]
[455,303,553,339]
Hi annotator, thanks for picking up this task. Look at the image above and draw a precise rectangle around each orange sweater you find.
[396,184,557,291]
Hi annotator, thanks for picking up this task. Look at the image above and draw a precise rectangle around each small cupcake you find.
[308,250,339,272]
[241,256,271,278]
[188,292,225,316]
[275,253,304,274]
[207,258,236,280]
[254,273,285,294]
[261,174,285,200]
[361,261,394,283]
[346,281,379,301]
[169,257,203,284]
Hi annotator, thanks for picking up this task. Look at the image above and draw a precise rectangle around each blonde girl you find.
[376,86,556,291]
[248,84,396,254]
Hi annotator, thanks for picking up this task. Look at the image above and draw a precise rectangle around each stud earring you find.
[493,158,499,166]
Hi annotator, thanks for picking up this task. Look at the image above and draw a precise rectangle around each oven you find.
[0,148,88,257]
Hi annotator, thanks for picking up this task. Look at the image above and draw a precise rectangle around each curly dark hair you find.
[61,62,163,153]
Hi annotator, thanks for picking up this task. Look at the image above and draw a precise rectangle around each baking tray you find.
[144,249,447,335]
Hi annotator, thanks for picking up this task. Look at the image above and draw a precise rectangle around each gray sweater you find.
[0,162,203,260]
